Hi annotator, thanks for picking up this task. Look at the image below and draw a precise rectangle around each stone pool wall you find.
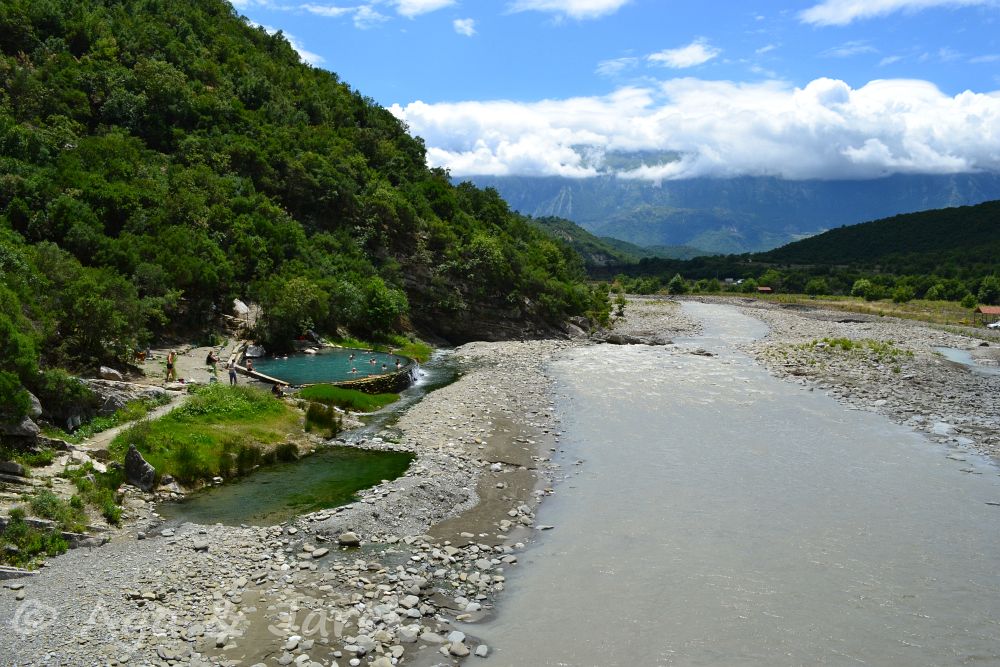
[330,365,416,393]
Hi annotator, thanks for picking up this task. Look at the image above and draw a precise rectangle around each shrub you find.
[0,508,69,568]
[305,402,342,437]
[28,489,86,532]
[892,286,915,304]
[666,274,688,295]
[299,384,399,412]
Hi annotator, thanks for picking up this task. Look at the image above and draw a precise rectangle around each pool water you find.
[157,446,414,526]
[252,348,407,385]
[934,346,1000,376]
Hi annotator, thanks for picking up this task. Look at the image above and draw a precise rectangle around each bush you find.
[892,286,915,303]
[804,278,829,296]
[961,293,978,309]
[305,402,342,437]
[666,274,688,295]
[0,508,69,569]
[28,489,87,532]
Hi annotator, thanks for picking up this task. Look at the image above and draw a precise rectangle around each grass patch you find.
[108,384,302,485]
[806,337,913,362]
[28,489,88,532]
[42,395,171,444]
[327,334,433,363]
[0,507,69,569]
[0,444,56,469]
[298,384,399,412]
[61,463,125,526]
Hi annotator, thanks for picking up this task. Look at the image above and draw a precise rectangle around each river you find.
[479,302,1000,666]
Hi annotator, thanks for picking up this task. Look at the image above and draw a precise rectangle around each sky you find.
[229,0,1000,181]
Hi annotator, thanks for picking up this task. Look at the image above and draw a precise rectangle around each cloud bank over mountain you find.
[390,77,1000,181]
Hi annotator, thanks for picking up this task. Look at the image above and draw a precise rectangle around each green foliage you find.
[304,402,342,438]
[108,385,301,485]
[0,507,69,569]
[804,278,829,296]
[892,285,916,304]
[299,384,399,412]
[808,337,912,362]
[961,293,978,309]
[0,0,606,385]
[978,275,1000,305]
[47,395,169,443]
[61,463,123,525]
[28,489,87,532]
[666,273,688,295]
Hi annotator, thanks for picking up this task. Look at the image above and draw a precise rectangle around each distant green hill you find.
[758,200,1000,273]
[529,216,711,268]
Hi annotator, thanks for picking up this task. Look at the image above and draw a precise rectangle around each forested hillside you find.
[0,0,607,419]
[760,200,1000,273]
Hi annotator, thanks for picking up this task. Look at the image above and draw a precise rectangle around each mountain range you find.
[471,172,1000,255]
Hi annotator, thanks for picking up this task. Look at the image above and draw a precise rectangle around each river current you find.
[480,303,1000,666]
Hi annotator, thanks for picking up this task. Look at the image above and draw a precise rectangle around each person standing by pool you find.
[228,362,237,385]
[165,350,177,382]
[206,349,219,378]
[246,358,254,374]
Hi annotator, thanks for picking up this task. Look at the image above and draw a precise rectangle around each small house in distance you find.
[974,305,1000,326]
[757,286,773,294]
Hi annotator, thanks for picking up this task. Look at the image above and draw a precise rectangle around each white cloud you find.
[596,56,639,77]
[353,5,390,28]
[820,40,878,58]
[394,0,455,17]
[800,0,995,26]
[879,55,904,66]
[756,44,779,55]
[648,39,721,69]
[453,18,477,36]
[299,3,353,18]
[971,53,1000,63]
[390,77,1000,181]
[507,0,632,20]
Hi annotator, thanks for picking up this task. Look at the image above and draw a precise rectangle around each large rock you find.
[99,366,124,381]
[26,392,42,419]
[0,416,40,438]
[337,532,361,547]
[0,461,26,477]
[124,444,156,492]
[82,379,168,416]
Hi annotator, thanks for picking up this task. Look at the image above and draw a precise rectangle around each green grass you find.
[108,384,302,485]
[327,334,433,363]
[806,337,913,362]
[0,444,56,469]
[298,384,399,412]
[41,395,171,444]
[0,507,69,569]
[304,402,343,438]
[61,463,125,525]
[27,489,88,532]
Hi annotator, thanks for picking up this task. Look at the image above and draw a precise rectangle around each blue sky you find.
[230,0,1000,180]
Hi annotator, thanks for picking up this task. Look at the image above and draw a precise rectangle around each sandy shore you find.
[2,295,997,665]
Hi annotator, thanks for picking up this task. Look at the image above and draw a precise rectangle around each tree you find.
[892,285,915,304]
[804,278,829,296]
[666,274,688,295]
[257,276,329,348]
[977,275,1000,305]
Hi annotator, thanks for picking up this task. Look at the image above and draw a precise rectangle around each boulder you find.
[124,444,156,492]
[337,532,361,547]
[99,366,124,381]
[0,416,40,438]
[26,392,42,419]
[0,461,26,477]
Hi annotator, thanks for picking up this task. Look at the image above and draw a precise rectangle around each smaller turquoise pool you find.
[252,348,408,386]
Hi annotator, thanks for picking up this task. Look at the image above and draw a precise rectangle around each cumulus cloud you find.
[394,0,455,17]
[453,18,477,36]
[507,0,632,20]
[595,56,639,77]
[648,39,721,68]
[390,77,1000,181]
[800,0,995,26]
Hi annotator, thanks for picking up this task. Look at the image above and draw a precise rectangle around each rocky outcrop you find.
[0,416,40,439]
[124,445,156,492]
[81,379,168,417]
[99,366,124,381]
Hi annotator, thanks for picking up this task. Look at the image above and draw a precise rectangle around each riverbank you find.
[0,339,575,666]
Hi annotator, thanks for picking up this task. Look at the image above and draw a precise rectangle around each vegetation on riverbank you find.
[299,384,399,413]
[108,384,302,485]
[0,507,69,569]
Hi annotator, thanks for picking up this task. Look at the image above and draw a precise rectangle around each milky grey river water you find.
[480,303,1000,666]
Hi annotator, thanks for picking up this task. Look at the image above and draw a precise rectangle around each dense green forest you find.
[0,0,608,421]
[601,200,1000,303]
